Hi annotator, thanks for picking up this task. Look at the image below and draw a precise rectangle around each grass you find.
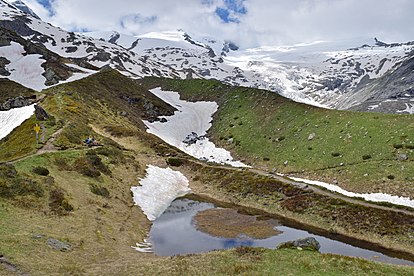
[0,78,36,103]
[1,72,413,274]
[140,77,414,198]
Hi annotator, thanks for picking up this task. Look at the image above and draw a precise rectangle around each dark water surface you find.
[149,198,413,266]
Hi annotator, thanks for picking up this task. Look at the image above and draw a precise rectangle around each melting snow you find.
[144,88,248,167]
[397,103,414,114]
[0,42,46,91]
[131,165,191,221]
[0,104,35,140]
[289,176,414,209]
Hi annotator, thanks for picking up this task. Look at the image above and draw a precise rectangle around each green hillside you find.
[0,71,413,275]
[140,78,414,198]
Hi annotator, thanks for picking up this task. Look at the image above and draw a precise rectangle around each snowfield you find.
[131,165,191,221]
[0,42,46,91]
[0,104,35,140]
[144,88,248,167]
[289,176,414,209]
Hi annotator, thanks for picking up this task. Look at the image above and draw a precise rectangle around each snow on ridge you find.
[0,42,46,91]
[289,176,414,209]
[144,87,248,167]
[0,104,35,140]
[131,165,191,221]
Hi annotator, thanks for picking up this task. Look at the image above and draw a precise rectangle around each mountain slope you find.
[0,0,413,112]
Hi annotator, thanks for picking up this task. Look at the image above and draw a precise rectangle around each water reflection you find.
[149,198,413,266]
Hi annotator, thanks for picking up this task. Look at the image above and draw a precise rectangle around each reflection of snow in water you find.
[149,199,413,266]
[131,165,191,221]
[0,104,35,140]
[143,87,247,167]
[289,176,414,209]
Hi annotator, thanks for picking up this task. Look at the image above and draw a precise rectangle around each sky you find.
[19,0,414,48]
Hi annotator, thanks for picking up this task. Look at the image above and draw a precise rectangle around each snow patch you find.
[131,238,153,253]
[131,165,191,221]
[0,104,35,140]
[397,103,414,114]
[144,88,247,167]
[289,176,414,208]
[0,42,46,91]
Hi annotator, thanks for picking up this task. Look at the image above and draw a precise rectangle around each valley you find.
[0,0,413,274]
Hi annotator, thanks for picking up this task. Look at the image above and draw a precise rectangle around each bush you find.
[406,144,414,150]
[387,175,395,180]
[32,166,50,176]
[73,154,110,178]
[167,157,185,167]
[362,154,372,160]
[331,152,341,157]
[0,164,44,198]
[49,188,73,215]
[393,144,403,149]
[54,157,71,171]
[90,184,110,198]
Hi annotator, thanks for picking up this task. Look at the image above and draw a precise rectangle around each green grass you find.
[140,78,414,197]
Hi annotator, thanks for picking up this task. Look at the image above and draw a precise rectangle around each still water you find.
[149,198,413,266]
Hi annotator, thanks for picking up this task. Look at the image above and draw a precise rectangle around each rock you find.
[160,117,167,123]
[47,238,71,252]
[332,179,338,185]
[31,234,45,239]
[277,237,321,252]
[0,96,32,110]
[227,138,234,144]
[308,133,316,141]
[34,104,49,120]
[119,111,128,116]
[283,161,288,166]
[397,153,408,161]
[183,132,204,145]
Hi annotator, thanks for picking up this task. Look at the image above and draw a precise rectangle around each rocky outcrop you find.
[277,237,321,251]
[34,104,49,120]
[183,132,205,145]
[0,96,34,110]
[47,238,71,252]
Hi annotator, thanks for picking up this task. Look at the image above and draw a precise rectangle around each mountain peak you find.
[11,0,41,20]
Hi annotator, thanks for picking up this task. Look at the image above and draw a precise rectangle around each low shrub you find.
[49,188,73,215]
[167,157,185,167]
[362,154,372,160]
[331,152,341,157]
[32,166,50,176]
[393,144,403,149]
[90,184,110,198]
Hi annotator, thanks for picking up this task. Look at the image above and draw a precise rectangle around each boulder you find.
[183,132,204,145]
[277,237,321,252]
[34,104,49,120]
[397,153,408,161]
[47,238,71,252]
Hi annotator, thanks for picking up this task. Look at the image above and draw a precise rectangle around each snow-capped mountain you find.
[11,0,40,19]
[0,0,413,113]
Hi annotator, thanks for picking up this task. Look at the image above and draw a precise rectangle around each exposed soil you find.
[193,208,281,239]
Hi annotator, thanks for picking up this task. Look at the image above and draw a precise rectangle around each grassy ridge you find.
[140,78,414,198]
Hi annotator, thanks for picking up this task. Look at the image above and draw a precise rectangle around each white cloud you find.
[23,0,414,48]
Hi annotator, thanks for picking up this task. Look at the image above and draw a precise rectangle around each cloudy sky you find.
[21,0,414,48]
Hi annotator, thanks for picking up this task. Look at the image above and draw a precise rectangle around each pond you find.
[148,197,413,266]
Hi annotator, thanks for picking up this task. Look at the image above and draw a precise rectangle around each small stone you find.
[283,161,288,166]
[308,133,316,141]
[160,118,167,123]
[47,238,71,252]
[397,154,408,161]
